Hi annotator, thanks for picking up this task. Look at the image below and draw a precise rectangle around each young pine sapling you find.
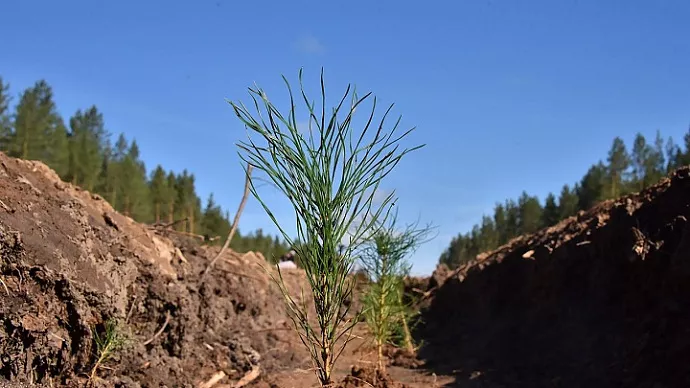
[89,318,129,384]
[230,68,423,386]
[359,211,434,372]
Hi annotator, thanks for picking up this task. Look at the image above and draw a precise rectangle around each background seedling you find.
[89,318,129,384]
[359,211,434,371]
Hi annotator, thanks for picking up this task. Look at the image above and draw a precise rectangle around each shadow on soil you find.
[414,167,690,388]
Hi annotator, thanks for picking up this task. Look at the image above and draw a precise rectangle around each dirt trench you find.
[0,152,454,388]
[416,166,690,388]
[5,149,689,387]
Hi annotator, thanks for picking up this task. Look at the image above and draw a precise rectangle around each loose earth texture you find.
[0,152,314,387]
[416,166,690,388]
[0,151,689,387]
[0,152,451,387]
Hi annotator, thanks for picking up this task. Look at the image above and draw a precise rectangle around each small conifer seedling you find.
[230,68,423,386]
[89,318,129,384]
[359,211,434,371]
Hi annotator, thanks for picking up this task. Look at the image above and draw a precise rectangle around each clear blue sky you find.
[2,0,689,275]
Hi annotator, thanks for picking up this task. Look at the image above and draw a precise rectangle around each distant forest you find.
[0,76,290,262]
[439,126,690,269]
[3,76,688,272]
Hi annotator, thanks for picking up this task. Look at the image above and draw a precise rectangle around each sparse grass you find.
[230,68,423,386]
[89,318,129,384]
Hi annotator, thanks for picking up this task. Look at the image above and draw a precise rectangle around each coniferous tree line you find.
[440,128,690,269]
[0,76,290,261]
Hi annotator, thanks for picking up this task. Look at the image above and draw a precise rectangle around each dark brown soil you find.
[383,346,424,369]
[0,153,311,387]
[416,166,690,388]
[0,152,450,388]
[4,150,688,388]
[335,366,409,388]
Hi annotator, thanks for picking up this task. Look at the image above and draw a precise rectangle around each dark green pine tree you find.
[438,235,462,268]
[8,83,43,159]
[630,133,650,191]
[468,226,481,259]
[96,137,119,205]
[165,171,177,224]
[577,162,606,211]
[119,139,151,221]
[503,199,520,240]
[605,136,630,199]
[50,119,70,179]
[0,77,12,151]
[478,215,498,251]
[174,170,201,232]
[645,130,666,185]
[104,133,129,207]
[682,127,690,166]
[628,132,666,190]
[107,134,149,220]
[246,228,285,261]
[558,184,579,219]
[665,136,682,172]
[270,235,289,264]
[437,128,690,269]
[191,194,203,235]
[457,234,471,265]
[149,165,174,224]
[200,193,231,242]
[541,192,560,227]
[67,106,109,191]
[517,191,542,235]
[10,80,69,175]
[0,73,292,262]
[493,203,508,245]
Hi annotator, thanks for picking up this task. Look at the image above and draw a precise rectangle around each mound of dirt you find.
[383,346,424,369]
[417,166,690,387]
[0,152,312,387]
[335,366,410,388]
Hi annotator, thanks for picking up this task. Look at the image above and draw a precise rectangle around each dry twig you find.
[142,311,171,346]
[164,229,207,240]
[0,278,9,296]
[233,365,260,388]
[148,217,189,230]
[200,164,253,282]
[0,199,13,213]
[125,295,138,324]
[175,247,189,264]
[198,371,226,388]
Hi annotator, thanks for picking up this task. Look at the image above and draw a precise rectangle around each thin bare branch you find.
[200,164,253,282]
[142,311,171,346]
[198,370,226,388]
